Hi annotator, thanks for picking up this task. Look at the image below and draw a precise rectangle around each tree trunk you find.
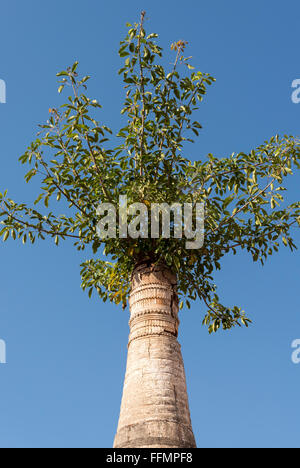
[113,262,196,448]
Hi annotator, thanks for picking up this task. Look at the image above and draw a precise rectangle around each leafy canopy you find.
[1,12,299,333]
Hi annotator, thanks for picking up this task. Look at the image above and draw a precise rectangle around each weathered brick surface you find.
[113,264,196,448]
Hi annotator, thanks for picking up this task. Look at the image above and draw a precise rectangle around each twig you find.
[137,11,146,177]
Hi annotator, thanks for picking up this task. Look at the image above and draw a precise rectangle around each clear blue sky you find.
[0,0,299,448]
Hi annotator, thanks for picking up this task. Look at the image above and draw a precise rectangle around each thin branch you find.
[168,79,205,180]
[0,205,80,239]
[70,79,112,202]
[221,220,298,252]
[214,178,275,233]
[155,44,182,179]
[37,155,89,218]
[57,136,80,180]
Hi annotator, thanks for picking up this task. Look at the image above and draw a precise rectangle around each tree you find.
[1,12,299,447]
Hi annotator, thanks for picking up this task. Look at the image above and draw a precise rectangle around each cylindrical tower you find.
[114,263,196,448]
